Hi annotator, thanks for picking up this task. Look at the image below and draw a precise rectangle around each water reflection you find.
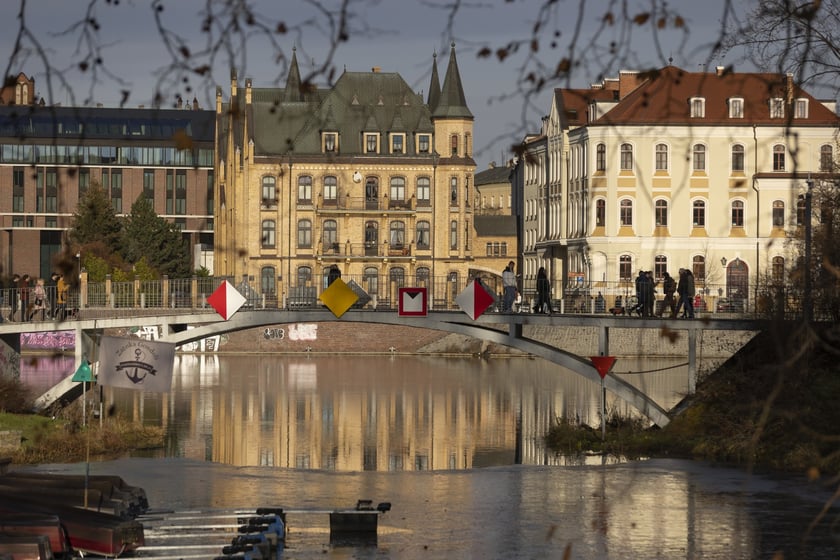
[101,354,690,470]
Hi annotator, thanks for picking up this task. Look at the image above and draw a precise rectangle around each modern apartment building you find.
[518,65,840,309]
[215,45,481,307]
[0,73,215,280]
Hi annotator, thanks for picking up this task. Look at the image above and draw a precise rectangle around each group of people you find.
[500,261,554,314]
[2,272,70,323]
[632,268,696,319]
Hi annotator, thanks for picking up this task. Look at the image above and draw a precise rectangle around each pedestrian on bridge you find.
[659,271,677,317]
[55,273,69,321]
[19,274,31,322]
[502,261,517,312]
[28,278,47,321]
[534,267,553,314]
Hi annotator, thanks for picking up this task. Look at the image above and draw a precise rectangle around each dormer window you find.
[690,97,705,118]
[794,98,808,118]
[323,132,337,153]
[728,98,744,118]
[391,133,405,154]
[365,133,379,154]
[770,98,785,119]
[417,134,430,154]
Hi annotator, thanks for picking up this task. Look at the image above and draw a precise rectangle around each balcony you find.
[318,242,413,259]
[315,195,415,213]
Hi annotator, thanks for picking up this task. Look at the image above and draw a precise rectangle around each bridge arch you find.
[160,310,671,427]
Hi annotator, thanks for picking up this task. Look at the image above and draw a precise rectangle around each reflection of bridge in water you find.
[1,307,767,427]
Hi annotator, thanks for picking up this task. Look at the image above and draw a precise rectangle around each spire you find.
[285,47,303,102]
[433,42,472,119]
[427,50,441,111]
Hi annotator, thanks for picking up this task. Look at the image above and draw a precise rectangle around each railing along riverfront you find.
[1,274,829,322]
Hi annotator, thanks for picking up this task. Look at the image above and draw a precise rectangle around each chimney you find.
[371,66,381,73]
[716,66,725,76]
[786,72,794,104]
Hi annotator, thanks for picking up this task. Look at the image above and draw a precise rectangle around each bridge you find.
[1,301,768,428]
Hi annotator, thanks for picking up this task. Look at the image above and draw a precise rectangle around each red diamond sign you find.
[455,279,496,320]
[207,280,247,320]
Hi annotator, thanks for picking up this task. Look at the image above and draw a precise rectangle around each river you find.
[18,354,840,559]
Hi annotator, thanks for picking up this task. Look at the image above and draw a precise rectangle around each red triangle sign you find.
[590,356,616,379]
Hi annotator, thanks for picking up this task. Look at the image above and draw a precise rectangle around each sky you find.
[0,0,751,170]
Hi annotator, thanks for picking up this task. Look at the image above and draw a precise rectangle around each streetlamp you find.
[72,357,94,509]
[804,178,814,322]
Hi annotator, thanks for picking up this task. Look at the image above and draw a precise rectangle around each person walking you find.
[327,265,341,286]
[29,277,47,321]
[8,274,19,321]
[19,274,31,322]
[643,271,656,317]
[659,271,676,317]
[502,261,517,312]
[55,273,69,321]
[534,267,553,314]
[632,270,645,316]
[684,269,696,318]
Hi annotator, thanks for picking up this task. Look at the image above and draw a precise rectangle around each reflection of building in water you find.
[102,355,689,470]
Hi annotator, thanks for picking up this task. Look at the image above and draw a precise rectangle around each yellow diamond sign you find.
[319,278,359,318]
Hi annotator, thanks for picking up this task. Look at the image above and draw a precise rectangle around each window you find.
[690,97,705,118]
[731,144,745,172]
[655,199,668,226]
[390,177,405,201]
[619,199,633,226]
[323,176,337,202]
[450,220,458,250]
[389,221,405,247]
[655,143,668,171]
[297,266,312,286]
[693,200,706,227]
[772,256,785,283]
[364,221,378,248]
[144,169,155,202]
[797,197,807,226]
[693,255,706,281]
[773,145,785,171]
[79,168,90,195]
[323,219,338,252]
[416,221,430,249]
[363,266,379,295]
[324,132,337,153]
[619,255,632,281]
[391,134,404,154]
[450,177,458,205]
[729,98,744,118]
[820,145,833,172]
[298,175,312,203]
[595,199,605,227]
[416,267,430,285]
[450,134,458,156]
[693,144,706,172]
[261,267,276,295]
[772,200,785,227]
[261,220,276,248]
[596,143,606,172]
[365,134,378,153]
[207,171,214,215]
[390,267,405,288]
[417,134,430,154]
[297,219,312,248]
[770,98,784,119]
[12,168,23,212]
[731,200,744,227]
[111,169,123,213]
[654,255,667,281]
[174,170,186,215]
[416,177,430,206]
[794,98,808,118]
[262,176,276,206]
[620,143,633,171]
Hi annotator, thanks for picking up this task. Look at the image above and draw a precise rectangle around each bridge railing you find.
[1,274,834,321]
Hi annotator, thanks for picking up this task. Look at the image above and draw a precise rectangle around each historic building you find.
[215,44,480,307]
[473,162,517,296]
[0,90,215,280]
[525,65,840,310]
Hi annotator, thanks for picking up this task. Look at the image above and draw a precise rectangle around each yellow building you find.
[215,45,479,308]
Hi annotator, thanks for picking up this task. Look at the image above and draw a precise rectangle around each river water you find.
[18,354,840,559]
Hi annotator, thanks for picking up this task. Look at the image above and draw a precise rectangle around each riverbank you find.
[547,321,840,474]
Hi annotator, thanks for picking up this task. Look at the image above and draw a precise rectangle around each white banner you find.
[98,335,175,392]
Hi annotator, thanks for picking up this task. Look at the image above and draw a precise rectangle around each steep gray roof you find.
[475,165,513,186]
[427,51,441,111]
[433,43,473,120]
[474,215,516,237]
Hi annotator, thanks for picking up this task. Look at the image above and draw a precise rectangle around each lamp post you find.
[72,357,94,509]
[805,178,814,322]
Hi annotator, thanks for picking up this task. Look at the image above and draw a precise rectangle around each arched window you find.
[450,177,458,205]
[323,176,337,202]
[692,255,706,281]
[450,134,458,156]
[390,220,406,247]
[390,267,405,287]
[772,256,785,283]
[365,177,379,208]
[297,219,312,248]
[261,175,276,206]
[450,220,458,249]
[323,219,338,252]
[390,176,405,201]
[820,145,834,172]
[797,197,806,226]
[655,199,668,226]
[261,220,276,248]
[773,144,785,171]
[416,266,430,286]
[619,199,633,226]
[693,200,706,227]
[619,255,632,281]
[620,143,633,171]
[416,220,430,249]
[416,177,430,205]
[772,201,785,227]
[363,266,379,295]
[297,266,312,285]
[298,175,312,202]
[654,255,667,281]
[655,143,668,171]
[595,199,606,227]
[693,144,706,171]
[260,267,276,295]
[596,143,606,171]
[731,144,745,172]
[731,200,744,227]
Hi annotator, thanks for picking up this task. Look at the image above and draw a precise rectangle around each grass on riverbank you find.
[546,321,840,475]
[0,377,164,464]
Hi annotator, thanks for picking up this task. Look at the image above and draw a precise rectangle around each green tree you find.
[69,182,123,254]
[122,195,191,279]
